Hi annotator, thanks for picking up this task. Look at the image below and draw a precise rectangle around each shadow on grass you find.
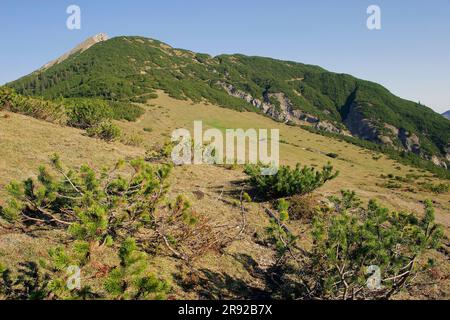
[173,251,300,299]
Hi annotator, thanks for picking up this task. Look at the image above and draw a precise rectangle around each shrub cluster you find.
[0,155,229,300]
[0,86,67,124]
[244,162,339,199]
[0,87,144,143]
[86,121,122,142]
[419,182,449,194]
[65,98,112,129]
[267,190,444,300]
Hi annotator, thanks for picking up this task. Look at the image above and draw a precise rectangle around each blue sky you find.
[1,0,449,113]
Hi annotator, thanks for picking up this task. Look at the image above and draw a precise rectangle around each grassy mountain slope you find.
[1,92,449,224]
[0,110,142,202]
[1,93,449,299]
[7,36,450,164]
[2,35,450,301]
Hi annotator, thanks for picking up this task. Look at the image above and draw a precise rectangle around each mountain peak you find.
[9,34,449,166]
[39,33,109,71]
[90,33,109,42]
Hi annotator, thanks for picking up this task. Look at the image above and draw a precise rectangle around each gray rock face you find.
[431,155,448,169]
[343,102,431,156]
[219,82,449,168]
[398,128,421,155]
[218,82,345,134]
[343,102,380,141]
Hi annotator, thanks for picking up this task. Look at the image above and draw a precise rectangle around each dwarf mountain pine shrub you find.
[104,238,170,300]
[268,191,444,300]
[86,121,122,142]
[244,162,339,199]
[1,155,225,263]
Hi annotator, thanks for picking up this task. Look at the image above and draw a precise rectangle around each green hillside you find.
[8,36,450,164]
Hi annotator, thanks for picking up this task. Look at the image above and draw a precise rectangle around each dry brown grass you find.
[121,92,449,227]
[0,92,448,299]
[0,111,143,204]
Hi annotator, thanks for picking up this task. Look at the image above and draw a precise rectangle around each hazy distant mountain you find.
[442,110,450,120]
[7,35,450,164]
